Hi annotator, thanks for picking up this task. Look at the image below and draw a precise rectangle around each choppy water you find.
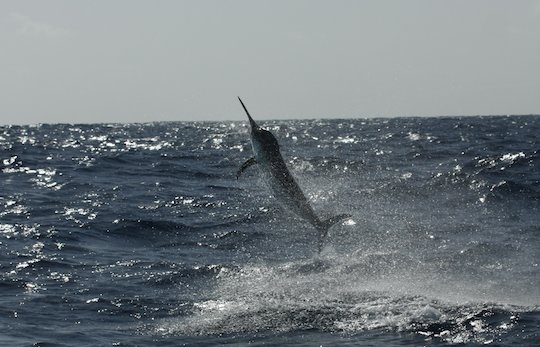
[0,116,539,346]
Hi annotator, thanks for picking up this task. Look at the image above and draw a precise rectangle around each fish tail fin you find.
[316,213,352,253]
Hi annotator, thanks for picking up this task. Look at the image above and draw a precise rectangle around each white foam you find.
[155,253,533,343]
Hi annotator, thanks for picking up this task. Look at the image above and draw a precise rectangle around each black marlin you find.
[236,97,351,252]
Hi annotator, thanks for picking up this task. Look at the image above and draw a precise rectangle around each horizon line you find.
[0,113,538,127]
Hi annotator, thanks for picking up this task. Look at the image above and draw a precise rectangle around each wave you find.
[153,255,539,344]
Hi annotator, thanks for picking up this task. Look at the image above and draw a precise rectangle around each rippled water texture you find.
[0,116,539,346]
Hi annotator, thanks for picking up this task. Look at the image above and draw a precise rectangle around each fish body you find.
[237,97,350,251]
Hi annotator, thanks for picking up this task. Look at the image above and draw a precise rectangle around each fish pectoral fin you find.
[236,157,257,179]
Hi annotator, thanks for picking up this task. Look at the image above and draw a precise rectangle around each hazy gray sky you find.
[1,0,539,125]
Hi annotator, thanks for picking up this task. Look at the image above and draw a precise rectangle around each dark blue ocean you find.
[1,116,539,346]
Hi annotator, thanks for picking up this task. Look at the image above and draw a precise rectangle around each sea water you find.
[0,116,538,346]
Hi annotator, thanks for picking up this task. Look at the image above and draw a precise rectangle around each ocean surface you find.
[0,116,539,346]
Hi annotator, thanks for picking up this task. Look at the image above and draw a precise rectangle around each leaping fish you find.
[236,97,351,252]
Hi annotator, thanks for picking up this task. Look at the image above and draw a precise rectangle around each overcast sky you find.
[1,0,539,125]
